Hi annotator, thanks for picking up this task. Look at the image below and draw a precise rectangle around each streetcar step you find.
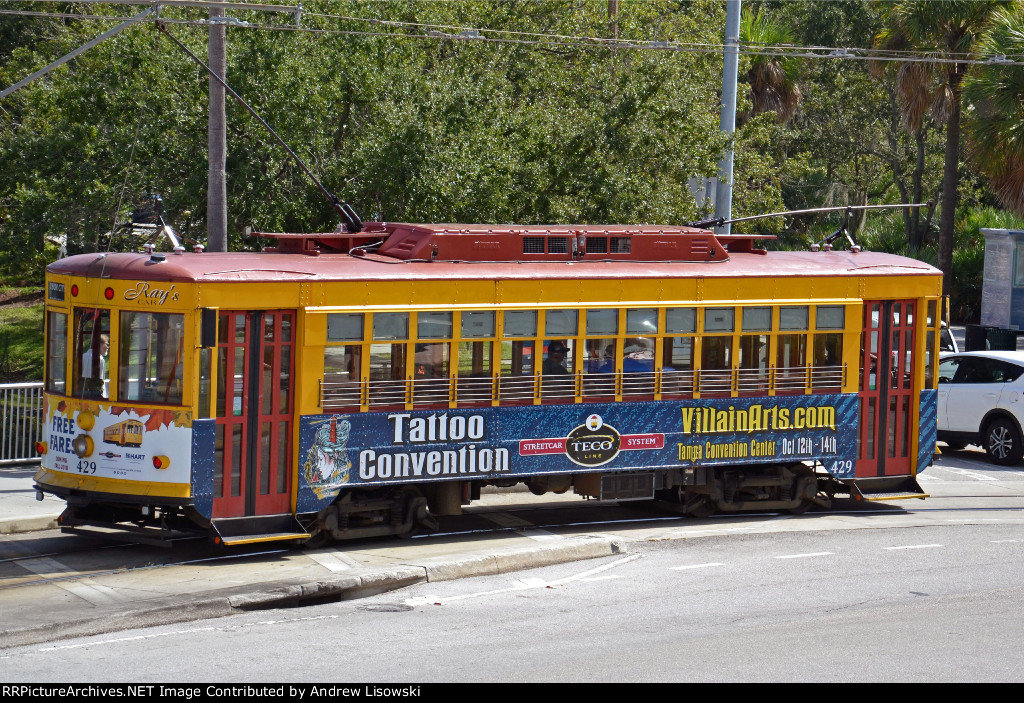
[848,476,929,502]
[211,515,311,546]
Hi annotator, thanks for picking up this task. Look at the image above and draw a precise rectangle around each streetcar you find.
[102,419,144,448]
[34,221,943,546]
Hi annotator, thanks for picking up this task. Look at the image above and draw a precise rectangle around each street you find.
[1,444,1022,682]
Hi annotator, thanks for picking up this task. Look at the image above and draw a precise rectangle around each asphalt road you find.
[1,444,1021,681]
[2,517,1021,682]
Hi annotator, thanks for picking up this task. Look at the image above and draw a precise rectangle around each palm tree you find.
[875,0,1005,298]
[740,7,802,123]
[964,6,1024,217]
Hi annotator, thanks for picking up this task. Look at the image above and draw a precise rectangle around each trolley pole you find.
[714,0,741,236]
[208,6,228,252]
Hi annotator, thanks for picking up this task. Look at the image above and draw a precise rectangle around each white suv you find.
[937,350,1024,465]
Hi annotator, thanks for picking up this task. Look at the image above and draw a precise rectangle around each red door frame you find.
[857,300,915,477]
[213,310,295,518]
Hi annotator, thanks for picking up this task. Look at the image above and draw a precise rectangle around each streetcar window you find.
[626,308,657,335]
[413,342,450,405]
[813,306,845,387]
[324,346,362,406]
[742,307,771,331]
[663,308,695,397]
[812,334,843,389]
[503,310,537,337]
[700,336,732,394]
[500,311,536,402]
[582,338,615,396]
[461,311,494,338]
[198,348,213,418]
[780,306,809,331]
[45,312,67,394]
[699,308,733,394]
[370,313,408,406]
[926,300,938,389]
[777,332,808,393]
[703,308,734,333]
[500,341,535,401]
[585,309,616,395]
[414,312,451,405]
[816,306,845,330]
[417,311,452,339]
[586,309,617,336]
[541,338,574,399]
[118,312,185,405]
[72,308,111,400]
[582,309,617,395]
[621,336,655,396]
[665,308,696,334]
[737,308,771,393]
[457,341,493,403]
[369,343,406,406]
[545,309,578,336]
[327,313,364,342]
[458,312,495,404]
[373,312,408,340]
[738,333,769,393]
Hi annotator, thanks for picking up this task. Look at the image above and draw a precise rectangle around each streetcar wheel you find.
[984,417,1023,466]
[787,499,813,515]
[688,498,716,518]
[302,529,329,549]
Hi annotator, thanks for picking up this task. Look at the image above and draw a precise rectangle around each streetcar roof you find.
[47,222,941,282]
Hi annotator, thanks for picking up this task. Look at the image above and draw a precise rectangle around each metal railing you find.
[1,382,43,465]
[320,365,847,409]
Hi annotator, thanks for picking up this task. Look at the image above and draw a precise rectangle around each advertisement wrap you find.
[296,394,859,513]
[40,395,193,487]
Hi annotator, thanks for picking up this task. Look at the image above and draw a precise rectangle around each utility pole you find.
[714,0,741,236]
[208,6,228,252]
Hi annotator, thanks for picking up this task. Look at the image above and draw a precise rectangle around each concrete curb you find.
[0,536,624,650]
[0,514,59,535]
[419,534,623,582]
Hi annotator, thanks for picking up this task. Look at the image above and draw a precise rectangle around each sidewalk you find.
[0,461,61,534]
[0,467,623,649]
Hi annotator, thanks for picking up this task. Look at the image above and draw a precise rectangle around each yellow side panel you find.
[34,468,191,499]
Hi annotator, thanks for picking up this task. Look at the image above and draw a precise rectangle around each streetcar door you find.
[857,300,916,477]
[213,310,295,518]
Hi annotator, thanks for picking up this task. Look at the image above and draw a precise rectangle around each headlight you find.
[72,434,94,458]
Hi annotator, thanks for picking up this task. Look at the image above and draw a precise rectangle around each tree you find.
[964,5,1024,217]
[875,0,1006,297]
[0,0,741,279]
[739,6,802,123]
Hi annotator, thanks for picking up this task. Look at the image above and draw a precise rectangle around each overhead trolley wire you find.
[4,0,1024,66]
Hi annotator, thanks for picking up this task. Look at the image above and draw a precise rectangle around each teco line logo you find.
[565,414,621,467]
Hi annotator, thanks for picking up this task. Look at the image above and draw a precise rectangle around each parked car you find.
[937,350,1024,465]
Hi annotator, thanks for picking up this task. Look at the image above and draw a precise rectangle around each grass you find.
[0,287,45,383]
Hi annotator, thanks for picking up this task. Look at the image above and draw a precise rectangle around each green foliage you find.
[1,0,740,273]
[964,6,1024,216]
[4,0,1024,325]
[0,294,45,382]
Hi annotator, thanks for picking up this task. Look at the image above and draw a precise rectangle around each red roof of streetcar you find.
[47,222,941,282]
